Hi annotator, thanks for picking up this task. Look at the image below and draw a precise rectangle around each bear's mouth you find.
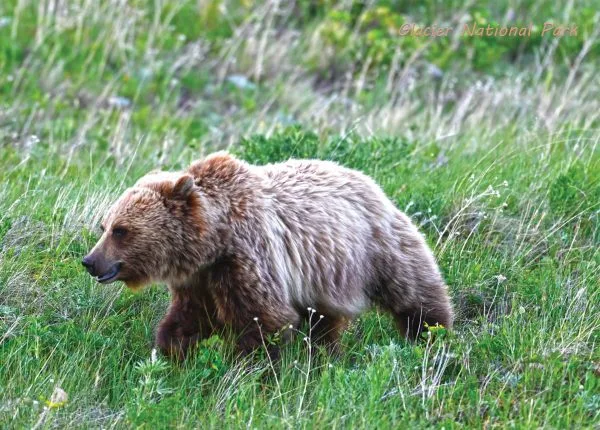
[96,262,122,284]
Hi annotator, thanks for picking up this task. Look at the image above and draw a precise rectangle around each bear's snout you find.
[82,253,122,284]
[81,255,95,273]
[82,254,105,277]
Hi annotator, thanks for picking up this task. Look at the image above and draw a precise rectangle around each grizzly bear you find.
[82,152,453,359]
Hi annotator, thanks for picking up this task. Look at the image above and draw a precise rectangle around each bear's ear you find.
[171,175,194,200]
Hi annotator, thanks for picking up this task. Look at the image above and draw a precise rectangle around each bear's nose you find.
[81,256,95,273]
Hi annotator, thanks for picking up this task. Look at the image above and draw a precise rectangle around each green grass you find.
[0,0,599,428]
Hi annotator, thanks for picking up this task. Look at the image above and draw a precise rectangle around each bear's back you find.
[258,159,394,215]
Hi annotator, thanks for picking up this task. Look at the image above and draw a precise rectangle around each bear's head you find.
[82,172,217,290]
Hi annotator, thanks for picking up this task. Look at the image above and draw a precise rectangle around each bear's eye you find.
[99,224,105,232]
[112,227,127,238]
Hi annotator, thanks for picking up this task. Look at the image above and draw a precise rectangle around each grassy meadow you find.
[0,0,599,428]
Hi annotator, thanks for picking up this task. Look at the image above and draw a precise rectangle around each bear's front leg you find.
[156,285,219,360]
[210,255,301,359]
[227,300,300,360]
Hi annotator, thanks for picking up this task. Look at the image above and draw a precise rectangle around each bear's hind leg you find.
[383,277,454,341]
[376,276,453,340]
[392,305,452,341]
[377,213,454,340]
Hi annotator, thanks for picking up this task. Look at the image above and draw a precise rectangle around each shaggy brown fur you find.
[83,152,454,359]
